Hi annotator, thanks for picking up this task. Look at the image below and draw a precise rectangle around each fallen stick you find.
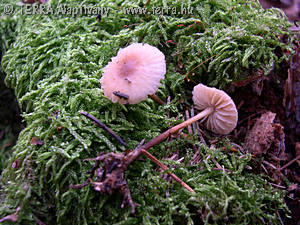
[80,113,194,193]
[278,154,300,171]
[80,112,126,146]
[141,149,195,193]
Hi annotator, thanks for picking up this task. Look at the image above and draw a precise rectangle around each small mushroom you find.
[166,84,237,135]
[191,84,238,134]
[141,84,238,151]
[100,43,166,104]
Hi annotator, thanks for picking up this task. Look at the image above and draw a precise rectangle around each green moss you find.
[0,17,16,61]
[0,0,292,224]
[0,2,24,171]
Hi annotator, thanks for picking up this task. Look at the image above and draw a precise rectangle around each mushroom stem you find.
[135,108,214,194]
[149,94,165,105]
[141,149,195,193]
[141,107,214,151]
[170,107,214,133]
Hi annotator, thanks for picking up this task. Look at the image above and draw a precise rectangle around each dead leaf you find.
[11,159,20,169]
[30,137,44,146]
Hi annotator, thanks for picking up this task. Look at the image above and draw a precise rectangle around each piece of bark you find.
[244,111,287,183]
[244,111,278,156]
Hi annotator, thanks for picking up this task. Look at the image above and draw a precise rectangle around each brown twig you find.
[231,142,245,154]
[186,55,217,81]
[166,96,171,119]
[195,122,207,146]
[190,150,202,165]
[141,149,195,193]
[144,0,151,6]
[211,157,222,170]
[268,182,286,190]
[113,91,129,100]
[278,154,300,171]
[185,109,193,134]
[190,106,197,134]
[149,94,165,105]
[185,108,199,153]
[261,163,269,174]
[276,210,284,225]
[206,154,211,161]
[80,112,126,146]
[78,109,205,204]
[73,110,202,214]
[237,110,266,126]
[262,160,277,170]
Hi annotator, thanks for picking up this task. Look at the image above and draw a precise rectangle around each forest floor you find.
[0,0,300,224]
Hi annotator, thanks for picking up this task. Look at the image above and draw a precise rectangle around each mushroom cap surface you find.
[192,84,238,134]
[100,43,166,104]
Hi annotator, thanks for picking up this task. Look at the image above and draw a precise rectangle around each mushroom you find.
[150,83,237,135]
[100,43,166,104]
[191,84,238,134]
[141,84,238,151]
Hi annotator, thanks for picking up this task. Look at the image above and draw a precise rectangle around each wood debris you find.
[244,111,287,183]
[244,111,285,157]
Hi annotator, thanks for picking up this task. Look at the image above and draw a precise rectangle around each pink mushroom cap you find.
[100,43,166,104]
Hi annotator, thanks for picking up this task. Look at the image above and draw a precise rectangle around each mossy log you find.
[0,0,293,224]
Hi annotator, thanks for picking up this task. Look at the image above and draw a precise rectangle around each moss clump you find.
[0,16,17,61]
[0,0,292,224]
[0,2,24,171]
